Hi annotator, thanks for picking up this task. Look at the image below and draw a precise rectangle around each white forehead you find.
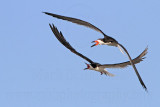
[97,40,104,44]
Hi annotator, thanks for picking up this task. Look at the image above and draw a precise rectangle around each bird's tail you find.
[104,70,115,77]
[118,44,125,56]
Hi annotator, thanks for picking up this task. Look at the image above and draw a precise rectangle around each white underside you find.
[98,40,126,55]
[89,66,115,77]
[97,40,117,46]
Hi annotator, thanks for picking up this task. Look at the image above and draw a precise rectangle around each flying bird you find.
[44,12,147,90]
[49,23,148,90]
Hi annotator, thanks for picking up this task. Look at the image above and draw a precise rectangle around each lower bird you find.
[49,23,148,90]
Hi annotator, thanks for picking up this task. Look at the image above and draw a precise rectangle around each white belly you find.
[97,40,117,46]
[95,67,105,72]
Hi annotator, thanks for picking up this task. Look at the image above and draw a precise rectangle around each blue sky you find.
[0,0,159,107]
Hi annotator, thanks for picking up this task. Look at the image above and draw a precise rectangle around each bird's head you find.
[91,38,103,47]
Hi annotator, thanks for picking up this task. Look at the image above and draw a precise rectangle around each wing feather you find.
[44,12,107,37]
[49,24,94,63]
[101,47,148,68]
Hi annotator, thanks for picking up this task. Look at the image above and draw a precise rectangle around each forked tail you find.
[104,70,115,77]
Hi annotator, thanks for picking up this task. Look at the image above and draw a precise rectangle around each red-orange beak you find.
[84,63,90,70]
[91,40,99,47]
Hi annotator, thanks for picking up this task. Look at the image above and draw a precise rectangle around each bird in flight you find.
[44,12,147,91]
[49,23,148,91]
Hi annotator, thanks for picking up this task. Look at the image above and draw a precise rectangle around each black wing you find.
[118,43,147,91]
[49,23,94,64]
[44,12,107,37]
[101,47,148,68]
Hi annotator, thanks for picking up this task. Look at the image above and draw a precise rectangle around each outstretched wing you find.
[49,23,94,64]
[118,44,147,91]
[44,12,107,37]
[101,47,148,68]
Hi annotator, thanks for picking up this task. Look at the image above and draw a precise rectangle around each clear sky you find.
[0,0,159,107]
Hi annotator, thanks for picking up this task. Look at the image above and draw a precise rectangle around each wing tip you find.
[143,86,148,92]
[42,11,49,15]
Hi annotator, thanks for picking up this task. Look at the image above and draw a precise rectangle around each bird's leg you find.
[101,72,103,75]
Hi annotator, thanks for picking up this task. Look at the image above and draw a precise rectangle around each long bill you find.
[117,43,147,91]
[84,63,88,70]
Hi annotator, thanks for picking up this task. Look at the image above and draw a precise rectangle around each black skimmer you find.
[49,23,148,90]
[44,12,147,90]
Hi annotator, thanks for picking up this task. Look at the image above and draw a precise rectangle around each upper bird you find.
[49,23,148,91]
[44,12,147,91]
